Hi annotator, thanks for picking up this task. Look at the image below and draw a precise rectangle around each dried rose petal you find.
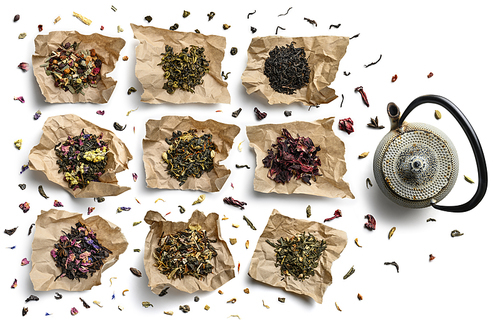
[339,117,354,135]
[19,202,30,213]
[132,173,138,182]
[18,62,30,72]
[87,207,95,215]
[364,214,376,230]
[11,279,18,289]
[38,24,43,32]
[33,110,41,120]
[70,307,78,316]
[96,110,105,115]
[14,96,25,103]
[324,209,342,222]
[21,258,30,266]
[53,200,64,207]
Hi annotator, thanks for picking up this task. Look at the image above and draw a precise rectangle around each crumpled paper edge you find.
[241,35,349,106]
[32,30,125,104]
[29,209,128,291]
[246,117,354,199]
[143,210,235,294]
[28,114,132,198]
[248,209,347,303]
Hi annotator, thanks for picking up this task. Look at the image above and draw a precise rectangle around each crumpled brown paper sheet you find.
[29,209,128,291]
[248,209,347,303]
[142,116,240,192]
[241,35,349,106]
[246,117,354,199]
[28,114,133,198]
[131,24,230,104]
[143,210,235,294]
[32,31,125,104]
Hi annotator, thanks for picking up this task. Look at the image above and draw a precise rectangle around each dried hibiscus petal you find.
[339,117,354,134]
[364,214,376,230]
[324,209,342,222]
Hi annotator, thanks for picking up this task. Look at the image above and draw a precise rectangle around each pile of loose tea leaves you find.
[41,41,102,95]
[154,224,217,280]
[264,42,310,95]
[266,232,326,281]
[51,222,112,281]
[158,45,210,94]
[162,129,217,186]
[54,129,109,190]
[262,128,321,185]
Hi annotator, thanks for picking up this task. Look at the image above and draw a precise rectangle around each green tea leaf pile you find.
[154,224,217,280]
[162,129,217,186]
[55,130,109,190]
[158,45,210,94]
[266,232,326,281]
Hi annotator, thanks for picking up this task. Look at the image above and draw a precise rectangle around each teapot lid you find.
[375,122,459,208]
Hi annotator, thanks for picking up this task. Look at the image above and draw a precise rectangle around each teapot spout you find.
[387,102,401,131]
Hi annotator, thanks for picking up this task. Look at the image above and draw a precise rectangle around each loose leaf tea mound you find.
[154,224,217,280]
[162,129,218,186]
[55,129,109,190]
[266,232,326,281]
[52,221,112,281]
[42,41,102,95]
[159,45,210,94]
[262,128,322,185]
[264,42,310,95]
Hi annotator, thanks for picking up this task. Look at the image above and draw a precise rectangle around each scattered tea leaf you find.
[451,230,464,237]
[384,261,399,273]
[358,152,369,159]
[193,194,206,205]
[435,110,442,119]
[130,267,142,277]
[388,227,396,239]
[335,302,342,311]
[354,238,362,247]
[343,265,355,279]
[464,175,474,183]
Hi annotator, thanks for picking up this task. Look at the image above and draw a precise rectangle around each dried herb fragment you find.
[179,305,190,313]
[247,10,256,18]
[145,16,152,23]
[14,14,20,22]
[11,279,17,289]
[365,54,382,68]
[169,23,179,31]
[221,71,230,80]
[52,221,112,281]
[130,267,142,277]
[451,230,464,237]
[25,295,39,303]
[384,261,399,273]
[364,214,376,230]
[113,122,126,131]
[4,227,18,236]
[306,205,311,218]
[250,26,257,33]
[18,33,27,39]
[236,164,250,169]
[275,26,286,34]
[154,224,217,280]
[38,185,49,199]
[54,292,62,300]
[207,12,215,21]
[178,205,186,213]
[142,302,153,308]
[223,197,247,209]
[263,128,322,185]
[127,87,137,95]
[366,178,373,189]
[388,227,396,239]
[254,107,267,120]
[427,72,434,78]
[359,152,369,159]
[243,216,256,230]
[464,175,474,183]
[278,297,285,303]
[278,7,292,16]
[22,307,28,316]
[223,24,231,30]
[183,10,190,18]
[19,184,27,190]
[230,47,238,55]
[392,74,398,82]
[192,194,206,205]
[329,24,341,28]
[264,42,310,95]
[429,254,436,261]
[339,117,354,134]
[304,17,317,26]
[343,265,355,279]
[354,238,362,247]
[284,110,292,117]
[355,86,369,107]
[80,298,90,308]
[350,33,360,39]
[229,238,237,245]
[18,62,30,72]
[38,24,43,32]
[232,108,242,117]
[267,232,326,281]
[324,209,342,222]
[335,302,342,311]
[227,298,237,304]
[159,286,170,297]
[367,116,385,129]
[34,110,42,120]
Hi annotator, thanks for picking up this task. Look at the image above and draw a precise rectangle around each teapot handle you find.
[399,95,487,212]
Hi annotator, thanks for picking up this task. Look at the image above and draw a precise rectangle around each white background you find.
[1,0,499,324]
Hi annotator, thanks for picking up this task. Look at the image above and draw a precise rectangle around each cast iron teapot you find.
[373,95,487,212]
